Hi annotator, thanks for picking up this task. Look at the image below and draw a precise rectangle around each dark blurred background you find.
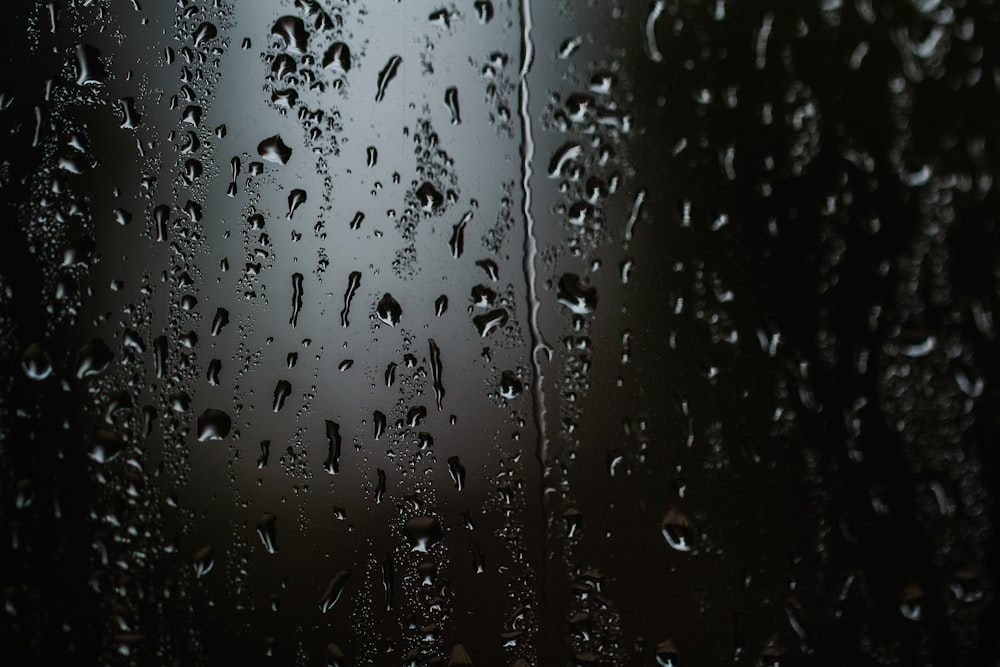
[0,0,997,665]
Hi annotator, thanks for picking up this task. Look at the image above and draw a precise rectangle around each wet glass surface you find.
[1,1,998,665]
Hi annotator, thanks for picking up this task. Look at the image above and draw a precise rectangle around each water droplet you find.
[661,508,692,552]
[196,409,232,441]
[272,380,292,412]
[272,54,296,79]
[416,182,444,212]
[193,546,214,577]
[655,639,679,667]
[257,440,271,468]
[117,97,141,128]
[644,1,666,62]
[548,142,584,177]
[476,259,499,281]
[206,358,221,386]
[558,36,582,59]
[900,582,924,621]
[375,468,387,503]
[326,643,346,667]
[449,211,472,258]
[375,55,402,103]
[429,339,445,411]
[471,285,497,308]
[290,273,304,327]
[340,271,361,326]
[153,336,168,379]
[169,392,191,412]
[448,644,473,666]
[21,343,52,381]
[323,420,342,474]
[257,135,293,165]
[76,338,113,379]
[286,189,307,219]
[192,22,217,48]
[322,42,351,73]
[404,516,442,552]
[473,309,508,337]
[376,293,402,327]
[500,370,522,398]
[271,16,309,54]
[563,508,582,537]
[74,44,105,85]
[211,307,229,336]
[447,456,466,491]
[444,86,461,124]
[620,258,634,284]
[256,513,278,554]
[373,410,386,440]
[318,571,350,612]
[407,405,427,427]
[557,274,598,315]
[89,429,125,463]
[428,8,451,28]
[474,1,494,24]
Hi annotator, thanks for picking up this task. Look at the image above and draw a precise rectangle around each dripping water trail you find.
[519,0,553,655]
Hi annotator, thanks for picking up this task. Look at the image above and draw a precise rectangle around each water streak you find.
[519,0,553,656]
[519,0,549,465]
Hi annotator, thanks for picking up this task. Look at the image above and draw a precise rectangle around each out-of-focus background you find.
[0,1,997,664]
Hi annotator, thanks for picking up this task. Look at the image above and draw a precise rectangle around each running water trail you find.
[519,0,554,652]
[519,0,549,467]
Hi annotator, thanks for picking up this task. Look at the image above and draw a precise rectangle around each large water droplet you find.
[192,21,217,48]
[89,429,125,463]
[256,513,278,554]
[661,509,692,552]
[74,44,105,85]
[322,42,351,73]
[257,135,292,165]
[193,546,214,578]
[196,409,232,441]
[21,343,52,381]
[473,309,508,337]
[271,16,309,54]
[76,338,113,379]
[375,55,402,102]
[404,516,442,552]
[377,293,402,327]
[318,571,350,612]
[272,380,292,412]
[416,182,444,212]
[557,274,598,315]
